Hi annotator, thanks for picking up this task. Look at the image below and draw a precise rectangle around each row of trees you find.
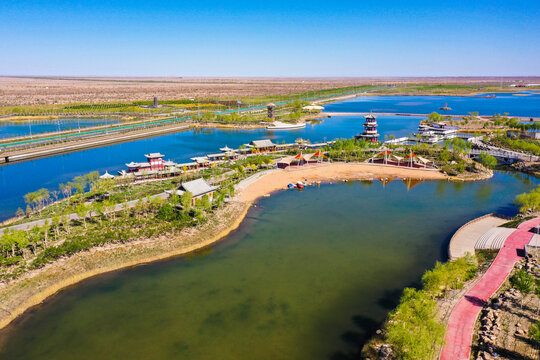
[22,171,101,217]
[383,254,478,360]
[492,136,540,156]
[1,181,236,277]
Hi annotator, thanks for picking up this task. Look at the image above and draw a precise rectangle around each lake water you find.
[1,91,538,222]
[324,92,540,117]
[0,115,421,221]
[0,172,536,360]
[0,118,120,139]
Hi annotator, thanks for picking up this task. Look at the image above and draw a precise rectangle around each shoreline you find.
[0,163,467,333]
[324,111,540,121]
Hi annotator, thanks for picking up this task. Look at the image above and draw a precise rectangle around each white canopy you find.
[99,171,115,179]
[417,156,430,164]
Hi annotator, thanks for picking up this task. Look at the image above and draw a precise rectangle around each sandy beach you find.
[0,163,448,332]
[239,163,447,201]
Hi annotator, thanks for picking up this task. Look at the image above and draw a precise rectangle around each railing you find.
[469,148,539,162]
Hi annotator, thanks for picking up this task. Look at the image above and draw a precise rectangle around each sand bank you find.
[239,163,447,202]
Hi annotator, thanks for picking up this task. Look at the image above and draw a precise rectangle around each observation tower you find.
[356,114,379,143]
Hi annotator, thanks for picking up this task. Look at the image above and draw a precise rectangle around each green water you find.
[0,172,536,360]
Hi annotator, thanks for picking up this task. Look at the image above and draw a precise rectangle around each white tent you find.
[99,171,115,179]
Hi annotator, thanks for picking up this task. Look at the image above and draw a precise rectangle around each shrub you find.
[478,153,498,168]
[386,288,445,360]
[422,254,477,297]
[157,203,176,220]
[515,185,540,213]
[438,149,452,162]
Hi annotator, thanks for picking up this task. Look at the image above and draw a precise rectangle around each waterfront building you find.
[125,153,166,172]
[356,114,379,143]
[417,123,459,137]
[145,153,165,171]
[249,140,276,152]
[168,178,218,206]
[190,156,210,167]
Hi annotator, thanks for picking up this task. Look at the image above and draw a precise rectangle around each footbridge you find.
[468,148,539,162]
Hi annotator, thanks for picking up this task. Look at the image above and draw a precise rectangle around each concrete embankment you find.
[0,123,191,164]
[447,213,510,260]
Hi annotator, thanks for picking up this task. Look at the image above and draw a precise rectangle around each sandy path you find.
[239,163,446,202]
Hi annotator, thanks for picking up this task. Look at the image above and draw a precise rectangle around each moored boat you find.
[267,121,307,130]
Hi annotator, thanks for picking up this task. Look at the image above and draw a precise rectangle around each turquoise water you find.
[0,118,120,139]
[0,172,535,360]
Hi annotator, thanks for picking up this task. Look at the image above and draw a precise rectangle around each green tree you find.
[12,230,29,260]
[515,185,540,213]
[15,207,25,218]
[511,269,535,308]
[73,175,87,194]
[427,112,442,123]
[75,203,89,231]
[40,220,51,249]
[27,227,42,255]
[169,193,180,206]
[1,230,17,257]
[91,178,115,197]
[157,203,175,220]
[478,152,498,169]
[386,288,445,360]
[24,191,38,213]
[180,191,193,210]
[197,194,212,211]
[438,149,452,162]
[92,201,105,225]
[84,171,100,185]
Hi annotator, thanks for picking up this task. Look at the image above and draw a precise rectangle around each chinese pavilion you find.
[126,153,166,172]
[356,114,379,143]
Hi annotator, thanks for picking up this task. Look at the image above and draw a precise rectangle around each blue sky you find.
[1,0,539,76]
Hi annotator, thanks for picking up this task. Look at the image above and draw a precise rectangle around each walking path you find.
[0,193,168,235]
[440,216,540,360]
[448,214,509,260]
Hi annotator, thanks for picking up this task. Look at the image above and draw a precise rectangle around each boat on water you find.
[439,102,452,110]
[417,123,459,136]
[267,121,307,130]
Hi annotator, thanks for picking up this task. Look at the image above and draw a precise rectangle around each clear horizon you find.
[1,1,539,77]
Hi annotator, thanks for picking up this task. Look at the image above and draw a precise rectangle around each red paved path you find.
[440,216,540,360]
